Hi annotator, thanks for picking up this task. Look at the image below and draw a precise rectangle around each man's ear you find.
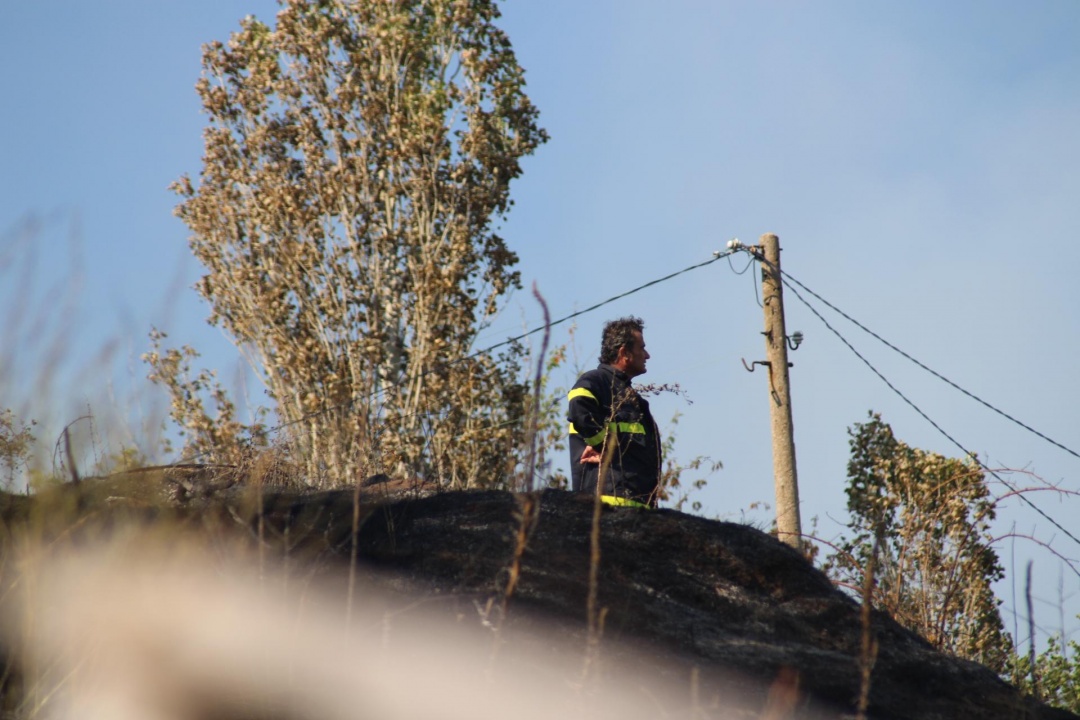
[612,345,629,369]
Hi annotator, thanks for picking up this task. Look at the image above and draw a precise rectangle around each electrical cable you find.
[726,252,756,276]
[726,249,762,308]
[778,266,1080,463]
[478,250,737,356]
[748,250,1080,553]
[170,249,737,466]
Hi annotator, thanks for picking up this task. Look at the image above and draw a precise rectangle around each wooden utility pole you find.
[758,233,803,551]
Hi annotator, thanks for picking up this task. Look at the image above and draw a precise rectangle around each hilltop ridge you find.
[1,482,1074,719]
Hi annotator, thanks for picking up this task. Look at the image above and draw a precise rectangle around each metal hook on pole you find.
[742,358,771,373]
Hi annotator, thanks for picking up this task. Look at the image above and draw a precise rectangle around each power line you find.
[753,253,1080,553]
[726,251,756,276]
[171,249,737,466]
[777,267,1080,463]
[724,248,762,307]
[479,250,737,356]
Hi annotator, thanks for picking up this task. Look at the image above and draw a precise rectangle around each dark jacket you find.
[567,364,661,505]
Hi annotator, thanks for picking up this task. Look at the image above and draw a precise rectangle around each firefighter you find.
[567,316,661,508]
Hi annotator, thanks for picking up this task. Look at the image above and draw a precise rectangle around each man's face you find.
[619,330,650,378]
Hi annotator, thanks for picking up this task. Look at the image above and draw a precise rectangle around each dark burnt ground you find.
[231,487,1073,720]
[1,483,1074,720]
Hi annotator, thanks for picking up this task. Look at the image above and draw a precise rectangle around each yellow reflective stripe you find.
[570,421,643,443]
[568,387,598,403]
[600,495,651,509]
[569,422,608,445]
[584,426,607,446]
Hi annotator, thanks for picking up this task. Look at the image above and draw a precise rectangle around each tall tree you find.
[826,412,1013,672]
[164,0,546,486]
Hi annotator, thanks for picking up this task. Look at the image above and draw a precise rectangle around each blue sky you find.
[3,1,1079,649]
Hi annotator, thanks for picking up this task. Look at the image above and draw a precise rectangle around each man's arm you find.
[568,378,608,464]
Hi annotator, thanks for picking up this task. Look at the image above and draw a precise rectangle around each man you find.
[567,317,662,508]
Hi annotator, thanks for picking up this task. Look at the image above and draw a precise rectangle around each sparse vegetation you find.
[656,409,721,513]
[0,410,35,491]
[824,411,1013,672]
[821,410,1080,717]
[1008,631,1080,713]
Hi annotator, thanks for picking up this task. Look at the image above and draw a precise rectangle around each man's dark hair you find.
[599,316,645,364]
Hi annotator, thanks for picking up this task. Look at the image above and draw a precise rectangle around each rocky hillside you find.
[1,481,1075,720]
